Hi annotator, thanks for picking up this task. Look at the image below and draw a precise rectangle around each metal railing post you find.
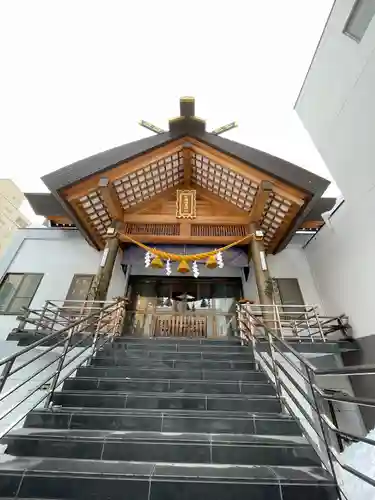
[313,306,326,342]
[17,306,31,331]
[305,307,314,342]
[306,367,341,498]
[87,331,100,365]
[267,331,283,405]
[36,301,48,332]
[0,359,15,393]
[274,304,284,339]
[44,328,74,408]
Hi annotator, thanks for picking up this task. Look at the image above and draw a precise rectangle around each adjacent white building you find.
[0,179,30,256]
[296,0,375,430]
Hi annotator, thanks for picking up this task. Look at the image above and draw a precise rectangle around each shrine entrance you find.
[125,277,242,338]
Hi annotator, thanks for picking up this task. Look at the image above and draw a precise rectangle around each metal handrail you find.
[245,303,351,341]
[0,297,126,438]
[237,302,375,496]
[1,302,119,370]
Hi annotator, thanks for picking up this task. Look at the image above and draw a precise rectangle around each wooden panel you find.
[123,214,249,225]
[154,315,207,338]
[191,224,247,237]
[125,185,183,215]
[123,223,180,236]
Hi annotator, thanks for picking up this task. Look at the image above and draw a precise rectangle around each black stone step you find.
[3,428,320,466]
[63,377,275,395]
[0,457,338,500]
[113,336,241,346]
[105,342,246,353]
[96,348,254,361]
[77,365,266,382]
[91,356,256,370]
[52,391,281,412]
[25,409,300,435]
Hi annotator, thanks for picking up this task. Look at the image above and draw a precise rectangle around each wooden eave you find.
[56,137,311,253]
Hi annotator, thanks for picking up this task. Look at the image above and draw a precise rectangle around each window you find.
[15,217,28,229]
[65,274,95,302]
[344,0,375,41]
[0,273,43,314]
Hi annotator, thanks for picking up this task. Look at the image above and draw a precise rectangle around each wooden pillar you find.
[249,223,272,307]
[94,230,120,301]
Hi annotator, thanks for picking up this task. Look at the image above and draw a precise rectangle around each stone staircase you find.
[0,336,338,499]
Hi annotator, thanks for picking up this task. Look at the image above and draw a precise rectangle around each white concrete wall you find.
[0,228,127,436]
[0,228,127,342]
[305,201,375,339]
[241,245,323,310]
[268,245,323,309]
[296,0,375,339]
[296,0,375,203]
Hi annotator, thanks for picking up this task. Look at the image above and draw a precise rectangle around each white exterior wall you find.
[296,0,375,339]
[0,228,126,436]
[296,0,375,202]
[0,228,127,343]
[267,245,323,309]
[242,246,323,310]
[305,202,375,339]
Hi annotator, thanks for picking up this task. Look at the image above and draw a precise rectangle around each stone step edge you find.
[55,390,278,399]
[0,458,335,484]
[3,429,310,446]
[92,357,255,364]
[29,407,290,419]
[66,376,270,385]
[78,367,263,375]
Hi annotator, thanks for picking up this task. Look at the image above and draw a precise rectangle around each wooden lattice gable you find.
[52,138,310,252]
[34,97,332,252]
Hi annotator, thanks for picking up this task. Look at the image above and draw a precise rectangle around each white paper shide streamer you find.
[216,251,224,268]
[165,259,172,276]
[144,251,152,268]
[192,261,199,278]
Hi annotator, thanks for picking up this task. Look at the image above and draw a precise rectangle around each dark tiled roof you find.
[42,133,173,191]
[25,193,67,217]
[31,108,332,252]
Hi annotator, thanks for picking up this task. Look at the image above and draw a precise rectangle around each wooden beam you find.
[63,139,186,202]
[250,180,273,223]
[118,232,252,246]
[62,135,308,214]
[188,137,306,206]
[267,202,302,254]
[70,199,104,250]
[298,220,324,230]
[47,215,73,225]
[183,148,192,187]
[122,214,250,224]
[98,177,124,221]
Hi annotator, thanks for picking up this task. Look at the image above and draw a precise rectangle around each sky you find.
[0,1,338,222]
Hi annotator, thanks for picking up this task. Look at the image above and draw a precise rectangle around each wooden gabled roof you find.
[27,97,333,253]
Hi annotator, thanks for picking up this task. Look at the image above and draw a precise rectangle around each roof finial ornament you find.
[139,96,237,136]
